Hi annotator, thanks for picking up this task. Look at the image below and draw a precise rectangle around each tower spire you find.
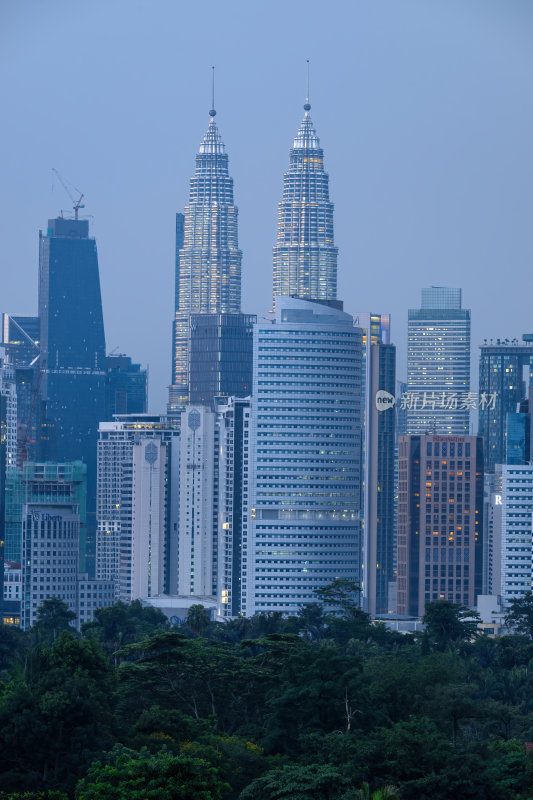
[304,59,311,112]
[209,65,216,117]
[272,68,338,306]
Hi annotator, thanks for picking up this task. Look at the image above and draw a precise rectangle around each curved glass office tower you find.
[244,297,362,615]
[272,100,338,305]
[169,108,242,415]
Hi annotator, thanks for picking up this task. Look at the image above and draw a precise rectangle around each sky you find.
[1,0,532,413]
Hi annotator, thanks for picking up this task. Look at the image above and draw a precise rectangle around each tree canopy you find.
[0,598,533,798]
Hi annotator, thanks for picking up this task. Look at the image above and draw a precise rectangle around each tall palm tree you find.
[355,783,400,800]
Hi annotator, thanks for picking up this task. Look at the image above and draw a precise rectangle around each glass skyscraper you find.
[478,335,533,472]
[272,99,338,306]
[38,217,106,576]
[407,287,471,435]
[188,312,255,407]
[169,107,242,415]
[506,403,530,465]
[105,354,147,418]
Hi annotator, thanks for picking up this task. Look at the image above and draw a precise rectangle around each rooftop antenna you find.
[209,65,216,117]
[304,59,311,112]
[52,168,85,220]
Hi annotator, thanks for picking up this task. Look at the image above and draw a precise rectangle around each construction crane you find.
[52,168,85,220]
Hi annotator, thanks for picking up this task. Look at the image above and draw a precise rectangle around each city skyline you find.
[3,5,533,795]
[2,1,533,412]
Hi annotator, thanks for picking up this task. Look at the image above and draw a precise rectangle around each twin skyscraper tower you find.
[168,90,339,414]
[166,90,372,616]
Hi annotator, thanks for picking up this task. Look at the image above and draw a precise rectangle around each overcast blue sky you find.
[2,0,532,412]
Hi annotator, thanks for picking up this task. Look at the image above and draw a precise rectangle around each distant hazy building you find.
[3,561,22,626]
[77,573,114,629]
[2,315,40,369]
[397,434,484,617]
[105,354,147,418]
[169,106,242,416]
[188,313,255,408]
[0,347,18,472]
[245,297,362,615]
[38,217,106,577]
[406,287,471,436]
[96,415,179,601]
[3,562,22,604]
[396,380,408,437]
[0,354,16,624]
[484,465,533,606]
[273,98,337,305]
[478,335,533,472]
[2,315,39,463]
[506,399,530,465]
[352,313,396,615]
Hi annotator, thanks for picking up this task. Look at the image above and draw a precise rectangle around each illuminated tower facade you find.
[169,105,242,416]
[272,98,338,305]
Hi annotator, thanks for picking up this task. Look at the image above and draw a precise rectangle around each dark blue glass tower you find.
[478,335,533,472]
[188,312,256,407]
[506,399,530,465]
[105,354,148,418]
[38,217,106,576]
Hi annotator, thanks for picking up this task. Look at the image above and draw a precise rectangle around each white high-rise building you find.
[407,287,471,435]
[130,440,168,600]
[178,407,216,597]
[96,415,179,601]
[176,398,251,616]
[245,297,362,616]
[485,465,533,606]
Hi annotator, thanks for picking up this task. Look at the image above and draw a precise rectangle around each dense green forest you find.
[2,586,533,799]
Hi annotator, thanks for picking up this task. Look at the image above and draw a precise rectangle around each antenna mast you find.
[209,65,216,117]
[304,59,311,112]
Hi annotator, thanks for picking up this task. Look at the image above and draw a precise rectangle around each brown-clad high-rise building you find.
[397,433,484,617]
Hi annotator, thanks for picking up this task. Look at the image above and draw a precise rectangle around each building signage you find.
[31,513,63,522]
[375,390,396,412]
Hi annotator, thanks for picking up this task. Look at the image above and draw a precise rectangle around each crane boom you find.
[52,168,85,220]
